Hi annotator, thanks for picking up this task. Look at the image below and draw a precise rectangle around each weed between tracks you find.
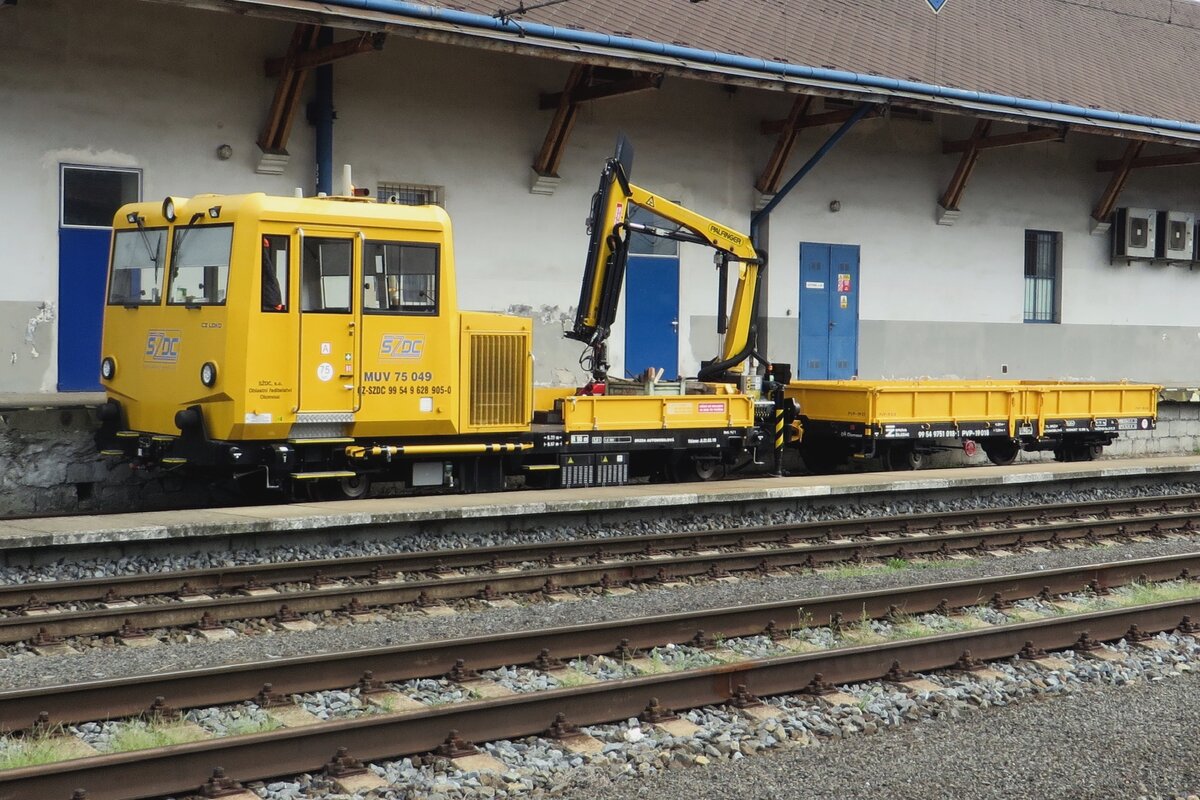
[109,719,210,752]
[825,557,980,580]
[0,731,76,769]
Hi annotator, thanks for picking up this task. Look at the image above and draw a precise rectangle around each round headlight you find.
[161,197,177,223]
[200,361,217,387]
[100,357,116,381]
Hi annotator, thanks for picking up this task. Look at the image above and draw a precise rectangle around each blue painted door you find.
[624,254,680,378]
[57,228,112,390]
[799,242,859,380]
[58,165,141,391]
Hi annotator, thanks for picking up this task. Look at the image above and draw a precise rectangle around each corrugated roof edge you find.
[285,0,1200,139]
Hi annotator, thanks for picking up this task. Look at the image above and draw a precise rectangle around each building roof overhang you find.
[149,0,1200,147]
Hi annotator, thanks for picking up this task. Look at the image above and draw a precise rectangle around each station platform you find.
[1,455,1199,553]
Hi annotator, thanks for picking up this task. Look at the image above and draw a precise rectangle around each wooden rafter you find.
[532,66,663,178]
[538,71,662,109]
[938,119,991,212]
[755,95,814,195]
[1096,149,1200,171]
[258,24,321,155]
[942,125,1066,154]
[257,26,384,157]
[265,31,385,78]
[1091,140,1145,224]
[532,64,591,179]
[759,105,883,135]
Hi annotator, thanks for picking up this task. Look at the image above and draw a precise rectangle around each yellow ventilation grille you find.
[469,332,529,428]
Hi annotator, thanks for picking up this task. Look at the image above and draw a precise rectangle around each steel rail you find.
[2,491,1196,609]
[3,595,1198,800]
[2,551,1196,733]
[0,507,1193,644]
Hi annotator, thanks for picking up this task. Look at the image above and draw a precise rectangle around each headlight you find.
[100,357,116,381]
[161,197,177,222]
[200,361,217,387]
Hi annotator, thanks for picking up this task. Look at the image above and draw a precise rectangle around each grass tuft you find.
[0,734,80,770]
[108,720,209,753]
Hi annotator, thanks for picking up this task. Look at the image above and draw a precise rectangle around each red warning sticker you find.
[698,402,725,413]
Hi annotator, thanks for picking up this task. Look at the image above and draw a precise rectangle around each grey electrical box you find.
[1156,211,1195,261]
[1113,207,1156,260]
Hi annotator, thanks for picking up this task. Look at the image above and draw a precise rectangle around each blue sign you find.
[926,0,949,10]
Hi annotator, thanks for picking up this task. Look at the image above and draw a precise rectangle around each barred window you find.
[1024,230,1061,324]
[377,182,444,207]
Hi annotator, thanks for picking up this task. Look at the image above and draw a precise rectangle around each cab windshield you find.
[107,228,165,305]
[168,225,233,306]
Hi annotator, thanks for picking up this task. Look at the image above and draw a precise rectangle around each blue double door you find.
[799,242,859,380]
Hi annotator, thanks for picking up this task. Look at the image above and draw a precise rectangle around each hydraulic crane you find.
[566,136,767,385]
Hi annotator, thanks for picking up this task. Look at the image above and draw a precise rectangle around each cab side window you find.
[301,237,352,312]
[261,235,288,312]
[363,242,438,315]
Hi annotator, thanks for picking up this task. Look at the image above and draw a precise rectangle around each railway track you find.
[2,493,1199,646]
[2,553,1199,798]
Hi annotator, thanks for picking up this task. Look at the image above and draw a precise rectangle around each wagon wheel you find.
[981,437,1020,466]
[667,453,723,483]
[884,442,924,471]
[321,473,371,500]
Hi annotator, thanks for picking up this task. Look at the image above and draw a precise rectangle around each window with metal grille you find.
[377,182,444,207]
[1024,230,1061,323]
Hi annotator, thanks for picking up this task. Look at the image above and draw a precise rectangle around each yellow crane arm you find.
[567,137,764,383]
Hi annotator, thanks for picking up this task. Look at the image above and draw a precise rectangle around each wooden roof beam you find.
[1096,149,1200,171]
[942,125,1067,154]
[264,31,385,78]
[531,64,592,182]
[1091,140,1145,225]
[257,23,321,159]
[538,70,664,110]
[531,66,662,186]
[755,95,814,195]
[936,119,991,222]
[759,105,883,135]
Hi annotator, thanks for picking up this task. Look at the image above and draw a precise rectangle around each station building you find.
[2,0,1200,510]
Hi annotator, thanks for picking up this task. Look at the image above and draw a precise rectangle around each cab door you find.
[297,232,358,414]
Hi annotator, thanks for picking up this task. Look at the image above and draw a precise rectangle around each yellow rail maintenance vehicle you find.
[96,140,775,497]
[96,137,1159,496]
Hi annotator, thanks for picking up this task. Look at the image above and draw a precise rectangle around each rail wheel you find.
[981,437,1020,466]
[1055,442,1100,463]
[322,473,371,500]
[884,442,924,471]
[667,452,723,483]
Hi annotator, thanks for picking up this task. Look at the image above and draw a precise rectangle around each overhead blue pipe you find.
[314,26,335,195]
[750,102,874,246]
[286,0,1200,137]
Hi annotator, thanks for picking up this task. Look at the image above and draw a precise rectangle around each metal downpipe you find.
[314,26,335,195]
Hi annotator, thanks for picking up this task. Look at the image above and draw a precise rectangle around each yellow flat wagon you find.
[785,379,1158,471]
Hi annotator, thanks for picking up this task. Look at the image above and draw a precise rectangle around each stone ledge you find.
[3,456,1200,552]
[0,392,106,410]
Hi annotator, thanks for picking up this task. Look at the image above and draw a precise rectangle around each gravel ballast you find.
[4,534,1200,690]
[555,668,1200,800]
[2,480,1197,585]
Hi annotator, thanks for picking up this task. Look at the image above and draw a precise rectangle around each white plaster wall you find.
[0,1,315,391]
[763,114,1200,332]
[3,0,1200,393]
